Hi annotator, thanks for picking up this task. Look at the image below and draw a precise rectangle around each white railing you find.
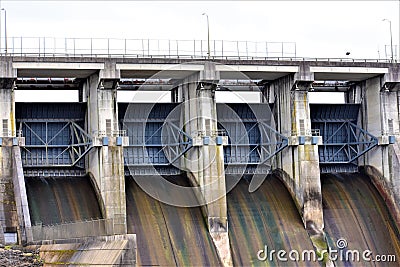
[0,37,395,63]
[0,36,296,59]
[195,129,227,137]
[92,130,127,137]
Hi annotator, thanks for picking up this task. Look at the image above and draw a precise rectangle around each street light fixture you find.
[1,8,7,54]
[0,6,2,54]
[382,18,393,62]
[202,13,210,59]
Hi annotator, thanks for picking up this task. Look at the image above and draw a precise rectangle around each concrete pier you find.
[359,68,400,226]
[86,70,127,235]
[0,61,20,244]
[177,63,232,266]
[271,74,323,231]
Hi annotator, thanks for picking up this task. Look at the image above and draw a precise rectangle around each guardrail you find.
[196,129,227,137]
[0,37,395,63]
[29,218,114,241]
[1,130,21,137]
[0,36,296,59]
[289,129,321,136]
[92,130,127,137]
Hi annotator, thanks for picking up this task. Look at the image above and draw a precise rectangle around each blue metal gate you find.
[310,104,378,173]
[119,103,192,176]
[16,103,91,177]
[217,103,288,174]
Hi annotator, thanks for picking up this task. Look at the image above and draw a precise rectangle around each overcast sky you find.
[0,0,399,59]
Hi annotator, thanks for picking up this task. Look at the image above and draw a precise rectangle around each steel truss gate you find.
[310,104,378,173]
[119,103,287,176]
[16,103,91,177]
[217,103,288,175]
[119,103,192,176]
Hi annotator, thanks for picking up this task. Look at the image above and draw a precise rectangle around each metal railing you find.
[0,37,395,63]
[0,130,22,137]
[29,218,114,241]
[0,36,296,59]
[311,129,321,136]
[195,129,227,137]
[92,130,127,137]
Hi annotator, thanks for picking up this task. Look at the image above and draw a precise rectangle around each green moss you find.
[309,234,332,266]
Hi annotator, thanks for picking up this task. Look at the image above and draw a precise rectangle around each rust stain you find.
[228,176,318,267]
[25,176,102,225]
[322,173,400,267]
[126,175,221,267]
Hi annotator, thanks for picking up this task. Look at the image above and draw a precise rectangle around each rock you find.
[0,246,43,266]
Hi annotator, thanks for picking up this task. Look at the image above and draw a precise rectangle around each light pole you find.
[383,18,393,62]
[202,13,210,59]
[1,8,6,54]
[0,1,2,54]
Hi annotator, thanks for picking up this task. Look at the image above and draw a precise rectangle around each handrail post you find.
[221,40,224,58]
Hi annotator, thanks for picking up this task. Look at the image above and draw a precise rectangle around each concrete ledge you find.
[92,136,129,147]
[30,234,136,266]
[215,64,298,72]
[288,136,322,146]
[12,62,105,70]
[378,135,396,145]
[310,66,388,74]
[116,63,204,71]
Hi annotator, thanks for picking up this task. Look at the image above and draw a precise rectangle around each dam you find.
[0,43,400,266]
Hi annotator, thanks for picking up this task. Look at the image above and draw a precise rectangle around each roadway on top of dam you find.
[2,56,395,82]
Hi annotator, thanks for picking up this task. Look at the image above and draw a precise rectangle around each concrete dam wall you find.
[1,57,400,266]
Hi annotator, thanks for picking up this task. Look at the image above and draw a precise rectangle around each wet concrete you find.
[126,175,221,267]
[227,176,319,267]
[322,173,400,267]
[25,176,102,225]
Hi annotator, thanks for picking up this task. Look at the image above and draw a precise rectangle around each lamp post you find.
[202,13,210,59]
[1,8,6,54]
[0,2,2,54]
[382,18,393,62]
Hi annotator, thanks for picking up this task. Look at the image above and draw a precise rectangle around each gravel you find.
[0,244,43,267]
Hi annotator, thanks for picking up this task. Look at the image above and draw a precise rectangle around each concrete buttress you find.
[178,62,232,266]
[0,61,30,244]
[272,74,323,232]
[0,82,14,244]
[360,72,400,227]
[86,68,127,235]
